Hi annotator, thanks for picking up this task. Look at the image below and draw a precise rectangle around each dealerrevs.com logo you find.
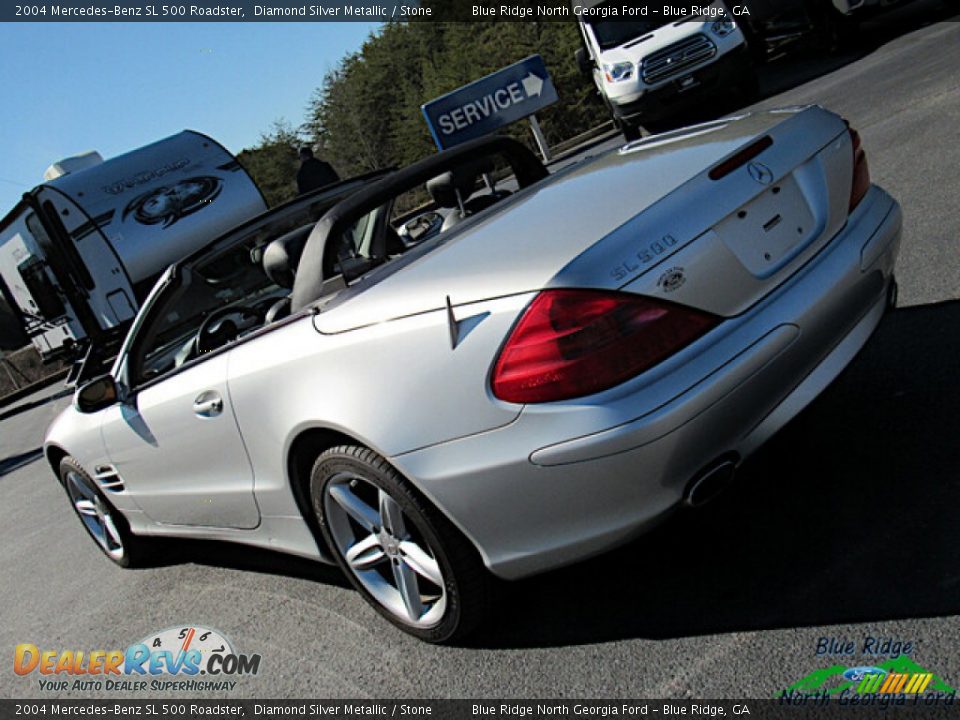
[14,626,261,693]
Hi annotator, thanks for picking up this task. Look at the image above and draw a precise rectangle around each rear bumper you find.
[393,187,901,580]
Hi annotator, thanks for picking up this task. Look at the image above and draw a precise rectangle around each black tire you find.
[311,445,491,643]
[59,457,152,568]
[808,3,858,54]
[620,119,645,142]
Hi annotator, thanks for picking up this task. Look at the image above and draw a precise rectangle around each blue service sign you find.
[421,54,559,150]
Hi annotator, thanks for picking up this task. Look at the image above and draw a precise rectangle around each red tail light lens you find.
[848,126,870,212]
[491,289,719,404]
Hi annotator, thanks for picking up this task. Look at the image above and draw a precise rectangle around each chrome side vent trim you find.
[94,465,125,493]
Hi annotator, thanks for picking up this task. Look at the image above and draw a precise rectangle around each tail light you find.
[491,289,719,404]
[848,124,871,212]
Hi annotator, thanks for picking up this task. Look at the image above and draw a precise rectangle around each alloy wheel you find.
[323,472,447,627]
[65,469,124,561]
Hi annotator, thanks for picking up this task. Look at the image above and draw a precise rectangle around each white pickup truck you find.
[575,1,757,139]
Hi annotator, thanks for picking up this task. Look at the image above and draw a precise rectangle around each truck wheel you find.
[809,3,858,53]
[620,119,645,142]
[312,445,491,643]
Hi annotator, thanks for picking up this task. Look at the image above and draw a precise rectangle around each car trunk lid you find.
[559,106,853,316]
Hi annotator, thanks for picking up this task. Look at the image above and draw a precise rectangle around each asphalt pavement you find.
[2,9,959,700]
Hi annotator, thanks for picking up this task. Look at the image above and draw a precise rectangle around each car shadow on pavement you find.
[0,448,44,478]
[474,300,960,648]
[151,538,351,589]
[0,387,73,423]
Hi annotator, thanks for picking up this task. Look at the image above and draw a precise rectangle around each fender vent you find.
[94,465,125,493]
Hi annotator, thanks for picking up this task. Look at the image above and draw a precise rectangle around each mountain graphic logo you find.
[780,656,956,697]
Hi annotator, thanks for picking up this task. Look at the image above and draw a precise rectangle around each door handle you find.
[193,392,224,418]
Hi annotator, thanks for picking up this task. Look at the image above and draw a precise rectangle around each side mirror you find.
[575,47,593,76]
[76,375,119,414]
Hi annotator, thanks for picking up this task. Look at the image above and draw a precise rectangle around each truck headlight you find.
[603,62,633,83]
[711,19,737,37]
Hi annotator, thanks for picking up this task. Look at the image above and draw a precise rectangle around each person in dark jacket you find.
[296,147,340,194]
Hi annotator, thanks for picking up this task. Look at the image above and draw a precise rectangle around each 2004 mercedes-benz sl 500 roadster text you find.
[46,106,901,642]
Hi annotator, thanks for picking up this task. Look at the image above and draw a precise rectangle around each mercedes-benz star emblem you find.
[748,162,774,185]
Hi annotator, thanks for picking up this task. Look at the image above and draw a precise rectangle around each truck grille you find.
[641,34,717,85]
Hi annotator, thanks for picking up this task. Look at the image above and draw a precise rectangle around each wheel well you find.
[286,428,359,560]
[285,428,488,569]
[45,446,68,479]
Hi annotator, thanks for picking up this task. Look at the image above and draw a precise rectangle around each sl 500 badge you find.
[610,234,679,281]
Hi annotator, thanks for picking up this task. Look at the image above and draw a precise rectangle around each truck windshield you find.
[588,12,674,50]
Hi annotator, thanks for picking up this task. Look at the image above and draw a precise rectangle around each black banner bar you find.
[2,699,960,719]
[2,1,742,23]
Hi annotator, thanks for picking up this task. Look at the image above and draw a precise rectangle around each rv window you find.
[37,203,96,291]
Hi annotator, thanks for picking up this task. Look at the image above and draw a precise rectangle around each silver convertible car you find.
[45,106,901,642]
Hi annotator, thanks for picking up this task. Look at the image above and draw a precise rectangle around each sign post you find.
[527,114,551,163]
[421,54,559,161]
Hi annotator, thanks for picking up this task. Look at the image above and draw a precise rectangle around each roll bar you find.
[290,136,549,312]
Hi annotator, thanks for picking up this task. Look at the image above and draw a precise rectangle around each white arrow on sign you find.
[521,73,544,98]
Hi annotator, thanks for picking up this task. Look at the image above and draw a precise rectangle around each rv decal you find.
[122,176,223,228]
[101,158,191,196]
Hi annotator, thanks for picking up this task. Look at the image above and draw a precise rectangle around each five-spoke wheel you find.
[325,473,447,627]
[311,445,489,642]
[66,467,125,560]
[59,457,149,568]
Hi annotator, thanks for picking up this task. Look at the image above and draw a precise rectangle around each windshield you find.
[118,178,388,386]
[587,9,674,50]
[136,241,285,381]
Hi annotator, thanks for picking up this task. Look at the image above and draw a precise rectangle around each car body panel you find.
[227,292,530,492]
[98,351,260,529]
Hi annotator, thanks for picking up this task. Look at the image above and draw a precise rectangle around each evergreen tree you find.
[244,22,605,191]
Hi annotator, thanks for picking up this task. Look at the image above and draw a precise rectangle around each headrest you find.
[425,157,496,209]
[262,224,313,289]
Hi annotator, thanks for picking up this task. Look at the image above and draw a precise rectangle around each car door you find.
[92,186,372,529]
[99,350,259,529]
[95,246,276,529]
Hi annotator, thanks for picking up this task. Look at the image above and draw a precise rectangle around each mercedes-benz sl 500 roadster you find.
[45,106,901,641]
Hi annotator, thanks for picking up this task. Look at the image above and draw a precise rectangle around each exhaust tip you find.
[684,459,737,508]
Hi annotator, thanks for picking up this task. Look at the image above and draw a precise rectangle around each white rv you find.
[0,131,266,363]
[575,1,757,138]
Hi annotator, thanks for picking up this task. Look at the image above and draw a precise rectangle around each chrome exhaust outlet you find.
[684,459,737,508]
